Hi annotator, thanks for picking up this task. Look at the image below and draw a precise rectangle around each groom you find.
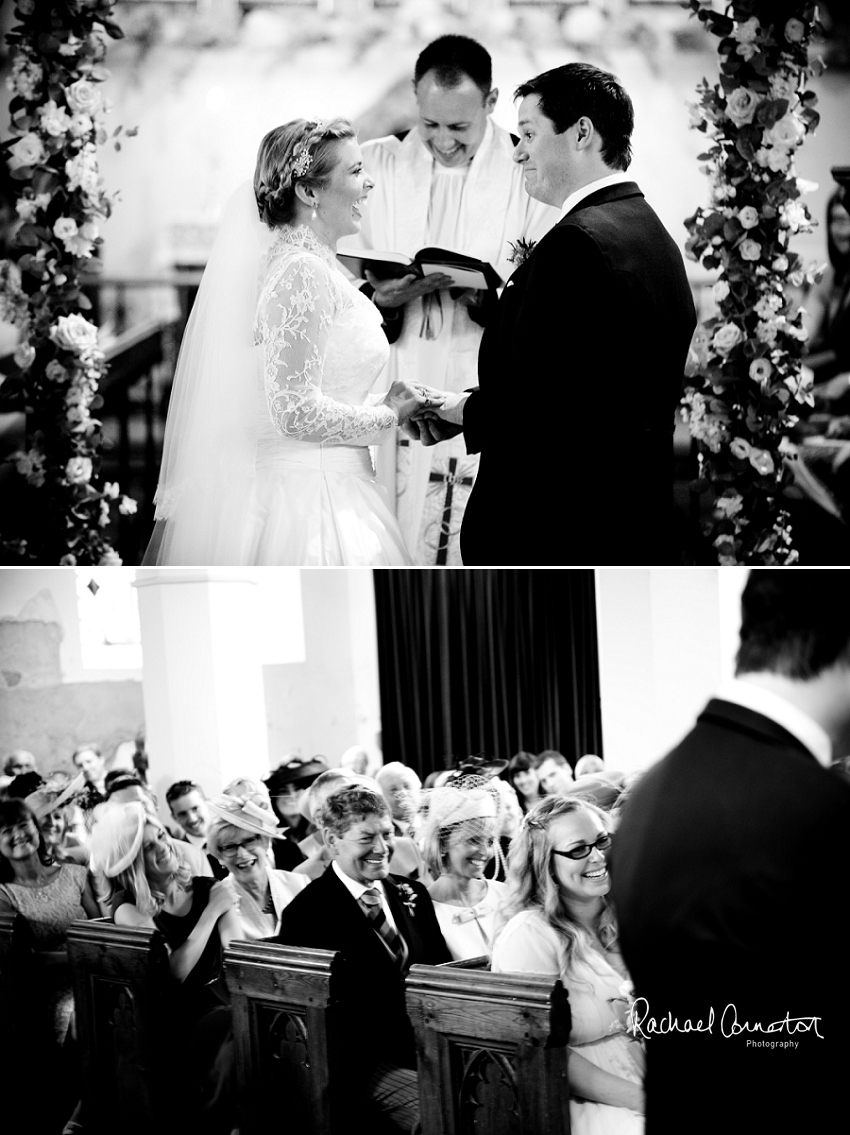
[414,63,696,565]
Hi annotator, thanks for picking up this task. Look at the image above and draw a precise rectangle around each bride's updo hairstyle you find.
[254,117,356,228]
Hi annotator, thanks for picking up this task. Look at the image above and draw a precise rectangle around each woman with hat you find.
[89,802,239,1134]
[263,755,328,870]
[419,779,507,960]
[206,790,310,939]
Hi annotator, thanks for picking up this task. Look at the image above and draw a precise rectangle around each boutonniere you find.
[396,882,418,917]
[507,238,537,267]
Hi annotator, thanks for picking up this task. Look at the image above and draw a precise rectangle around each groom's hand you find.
[408,413,465,447]
[365,270,455,309]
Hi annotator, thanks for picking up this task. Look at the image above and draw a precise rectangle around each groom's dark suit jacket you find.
[460,181,696,566]
[610,698,850,1133]
[274,867,450,1073]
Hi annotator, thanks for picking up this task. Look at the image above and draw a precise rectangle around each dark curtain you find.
[373,569,602,779]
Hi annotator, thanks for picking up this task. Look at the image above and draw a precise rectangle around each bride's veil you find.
[143,180,273,565]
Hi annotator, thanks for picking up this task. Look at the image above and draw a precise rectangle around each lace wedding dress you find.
[145,182,411,566]
[248,225,410,565]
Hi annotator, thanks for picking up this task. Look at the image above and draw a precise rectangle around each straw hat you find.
[206,793,287,840]
[89,801,148,878]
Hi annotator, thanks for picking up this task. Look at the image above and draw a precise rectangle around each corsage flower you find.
[396,883,418,917]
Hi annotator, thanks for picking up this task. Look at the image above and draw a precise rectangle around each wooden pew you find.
[406,963,572,1135]
[0,910,37,1068]
[66,918,178,1135]
[224,940,347,1135]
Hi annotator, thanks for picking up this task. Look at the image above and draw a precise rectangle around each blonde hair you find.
[493,796,618,979]
[254,117,355,228]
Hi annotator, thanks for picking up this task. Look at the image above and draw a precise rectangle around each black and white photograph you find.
[1,565,849,1135]
[1,2,849,566]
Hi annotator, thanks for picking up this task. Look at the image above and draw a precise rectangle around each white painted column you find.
[594,568,749,775]
[134,569,270,809]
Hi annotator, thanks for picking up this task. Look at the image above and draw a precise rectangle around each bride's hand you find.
[383,380,437,426]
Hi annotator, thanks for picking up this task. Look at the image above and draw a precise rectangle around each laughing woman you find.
[89,803,240,1135]
[491,796,645,1134]
[205,792,309,939]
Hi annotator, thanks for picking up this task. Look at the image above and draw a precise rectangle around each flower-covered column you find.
[682,1,821,565]
[0,0,135,565]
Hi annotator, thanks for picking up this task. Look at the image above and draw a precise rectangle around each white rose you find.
[69,113,93,139]
[712,322,744,355]
[769,73,798,103]
[80,221,99,241]
[784,18,805,43]
[8,133,46,171]
[749,358,773,385]
[739,239,762,262]
[737,206,759,230]
[65,455,93,484]
[53,217,79,241]
[725,87,760,127]
[756,320,779,345]
[772,256,789,272]
[766,115,805,150]
[713,280,730,303]
[734,17,760,45]
[781,200,809,232]
[65,234,95,258]
[766,147,792,174]
[49,313,99,355]
[14,343,36,369]
[65,78,102,116]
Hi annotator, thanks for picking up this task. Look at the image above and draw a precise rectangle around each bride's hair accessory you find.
[253,118,354,227]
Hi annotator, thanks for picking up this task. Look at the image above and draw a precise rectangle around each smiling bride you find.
[143,118,431,565]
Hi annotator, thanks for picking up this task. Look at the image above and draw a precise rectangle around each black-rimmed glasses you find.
[551,833,612,861]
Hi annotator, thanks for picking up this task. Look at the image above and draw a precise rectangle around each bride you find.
[144,118,431,565]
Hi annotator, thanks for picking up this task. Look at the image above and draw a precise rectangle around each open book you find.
[337,245,503,291]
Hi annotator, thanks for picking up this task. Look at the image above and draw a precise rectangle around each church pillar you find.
[134,569,270,810]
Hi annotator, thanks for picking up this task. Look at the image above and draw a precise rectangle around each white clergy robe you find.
[354,119,560,565]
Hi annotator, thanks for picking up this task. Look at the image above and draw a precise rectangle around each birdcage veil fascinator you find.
[419,775,506,878]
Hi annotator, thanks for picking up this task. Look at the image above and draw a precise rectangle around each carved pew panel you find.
[66,919,175,1135]
[224,941,345,1135]
[406,964,572,1135]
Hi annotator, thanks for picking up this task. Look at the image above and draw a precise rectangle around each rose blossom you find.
[737,206,759,230]
[730,437,753,460]
[65,455,93,484]
[69,113,94,139]
[756,320,779,346]
[713,280,730,303]
[53,217,79,242]
[755,293,782,319]
[8,133,46,171]
[784,18,805,43]
[781,200,809,232]
[739,239,762,262]
[772,255,789,273]
[50,313,99,355]
[749,449,775,476]
[749,358,773,385]
[14,343,36,369]
[769,73,798,103]
[66,234,95,258]
[725,86,760,127]
[766,115,805,150]
[46,360,68,383]
[713,322,744,355]
[65,78,102,115]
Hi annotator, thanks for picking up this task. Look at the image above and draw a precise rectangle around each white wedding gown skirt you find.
[246,435,409,566]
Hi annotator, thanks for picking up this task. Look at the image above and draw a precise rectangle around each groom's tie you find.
[358,886,408,969]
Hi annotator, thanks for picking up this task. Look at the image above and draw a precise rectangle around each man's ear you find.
[574,116,596,151]
[485,87,499,115]
[324,828,339,858]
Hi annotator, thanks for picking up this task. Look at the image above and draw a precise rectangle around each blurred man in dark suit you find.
[611,570,850,1133]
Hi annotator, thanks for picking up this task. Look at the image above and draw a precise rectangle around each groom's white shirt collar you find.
[558,171,632,220]
[717,678,832,768]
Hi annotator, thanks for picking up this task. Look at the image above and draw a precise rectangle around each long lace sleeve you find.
[257,253,396,446]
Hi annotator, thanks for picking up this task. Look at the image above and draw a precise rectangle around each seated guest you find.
[165,777,227,879]
[574,754,605,778]
[340,744,370,775]
[24,786,88,865]
[0,749,37,791]
[301,768,431,882]
[72,744,108,831]
[491,796,644,1133]
[263,756,327,870]
[276,786,450,1134]
[205,791,309,939]
[89,803,239,1135]
[536,749,574,795]
[420,780,506,960]
[376,761,422,838]
[506,750,544,813]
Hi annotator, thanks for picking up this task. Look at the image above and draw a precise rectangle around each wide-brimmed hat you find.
[263,756,328,793]
[206,793,287,840]
[447,752,508,781]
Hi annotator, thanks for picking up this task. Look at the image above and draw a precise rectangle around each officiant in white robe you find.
[349,37,559,564]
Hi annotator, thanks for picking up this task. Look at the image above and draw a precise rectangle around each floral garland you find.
[682,1,822,565]
[0,0,135,566]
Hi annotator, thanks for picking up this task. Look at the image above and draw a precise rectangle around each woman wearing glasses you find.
[491,796,645,1134]
[205,792,310,939]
